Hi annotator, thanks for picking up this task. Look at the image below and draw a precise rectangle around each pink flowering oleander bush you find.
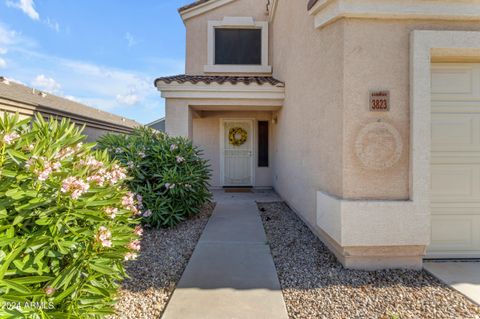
[0,114,142,318]
[97,127,211,228]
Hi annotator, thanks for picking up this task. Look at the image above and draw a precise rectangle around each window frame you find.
[205,17,271,74]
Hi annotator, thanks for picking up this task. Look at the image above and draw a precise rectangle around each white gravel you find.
[258,202,480,319]
[110,203,215,319]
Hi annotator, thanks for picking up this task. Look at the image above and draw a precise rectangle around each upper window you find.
[214,28,262,65]
[205,17,271,74]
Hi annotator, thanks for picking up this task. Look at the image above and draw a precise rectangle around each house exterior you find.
[155,0,480,269]
[147,117,166,132]
[0,77,139,141]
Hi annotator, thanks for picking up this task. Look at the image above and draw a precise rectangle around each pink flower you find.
[122,192,135,208]
[136,194,143,208]
[170,144,177,151]
[102,240,112,248]
[37,170,51,181]
[165,183,176,190]
[61,176,90,200]
[143,210,152,218]
[3,132,19,145]
[44,286,55,296]
[105,165,127,185]
[96,226,112,248]
[87,175,105,187]
[165,183,171,189]
[80,156,104,170]
[176,156,185,163]
[124,252,138,261]
[134,225,143,236]
[52,162,62,172]
[54,147,75,160]
[128,240,141,252]
[104,207,118,219]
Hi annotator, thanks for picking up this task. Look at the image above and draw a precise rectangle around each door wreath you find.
[229,127,248,146]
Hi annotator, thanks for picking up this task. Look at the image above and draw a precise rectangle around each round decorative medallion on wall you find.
[355,121,403,171]
[229,127,248,146]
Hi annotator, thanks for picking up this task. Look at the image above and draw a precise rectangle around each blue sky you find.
[0,0,193,124]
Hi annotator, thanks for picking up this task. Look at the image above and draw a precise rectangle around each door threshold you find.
[223,186,253,193]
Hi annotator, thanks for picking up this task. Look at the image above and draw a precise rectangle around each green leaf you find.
[0,238,15,247]
[9,276,53,284]
[35,218,54,226]
[53,283,78,304]
[0,169,16,178]
[12,215,23,226]
[89,264,113,275]
[0,279,31,294]
[6,149,28,161]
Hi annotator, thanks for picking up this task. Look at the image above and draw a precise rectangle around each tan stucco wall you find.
[270,0,345,230]
[193,110,273,187]
[342,19,480,200]
[184,0,268,74]
[270,1,480,268]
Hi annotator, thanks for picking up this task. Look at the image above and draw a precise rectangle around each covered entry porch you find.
[155,75,284,188]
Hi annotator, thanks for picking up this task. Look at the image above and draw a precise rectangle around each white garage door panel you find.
[431,115,476,150]
[431,68,473,95]
[429,63,480,258]
[431,165,479,201]
[431,216,475,247]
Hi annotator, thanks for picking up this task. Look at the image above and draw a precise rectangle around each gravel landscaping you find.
[258,202,480,319]
[110,202,215,319]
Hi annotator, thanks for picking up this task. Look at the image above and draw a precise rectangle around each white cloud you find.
[0,23,37,50]
[45,18,60,32]
[125,32,137,47]
[0,23,178,122]
[0,48,7,54]
[6,0,40,20]
[116,92,140,106]
[32,74,61,93]
[0,57,6,69]
[0,24,17,46]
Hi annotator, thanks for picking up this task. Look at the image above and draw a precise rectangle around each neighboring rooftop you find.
[0,76,140,131]
[147,117,165,132]
[154,75,284,87]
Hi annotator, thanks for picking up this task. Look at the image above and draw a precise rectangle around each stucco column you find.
[165,99,193,139]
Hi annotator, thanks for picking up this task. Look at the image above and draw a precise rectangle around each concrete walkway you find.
[162,190,289,319]
[424,261,480,306]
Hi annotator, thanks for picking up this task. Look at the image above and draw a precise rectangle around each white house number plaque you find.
[369,90,390,112]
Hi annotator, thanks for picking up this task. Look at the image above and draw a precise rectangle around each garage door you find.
[429,63,480,258]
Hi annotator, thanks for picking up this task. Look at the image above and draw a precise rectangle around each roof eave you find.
[155,81,285,102]
[179,0,236,22]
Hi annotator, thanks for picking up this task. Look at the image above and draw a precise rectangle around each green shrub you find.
[97,127,211,228]
[0,114,142,318]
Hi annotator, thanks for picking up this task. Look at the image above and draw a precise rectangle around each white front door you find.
[222,119,254,186]
[429,63,480,258]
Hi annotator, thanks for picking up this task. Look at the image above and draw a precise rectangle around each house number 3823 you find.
[369,90,390,112]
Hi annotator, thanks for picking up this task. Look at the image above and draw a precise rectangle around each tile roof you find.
[307,0,318,11]
[154,75,284,87]
[178,0,211,13]
[0,77,140,129]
